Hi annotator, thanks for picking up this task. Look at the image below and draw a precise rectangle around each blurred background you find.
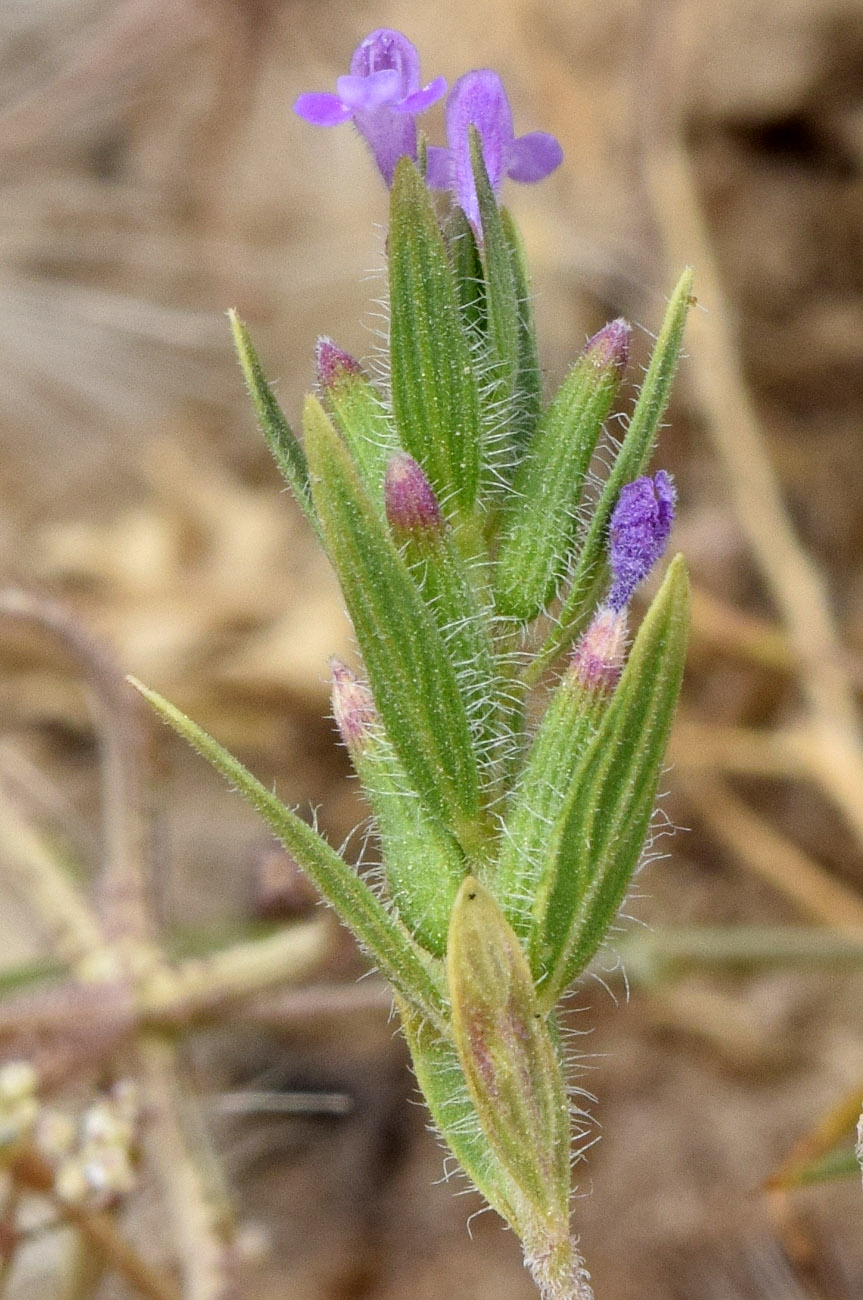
[1,0,863,1296]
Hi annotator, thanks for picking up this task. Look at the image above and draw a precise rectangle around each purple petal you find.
[350,28,421,96]
[293,92,352,127]
[337,68,401,111]
[425,146,453,189]
[444,69,515,228]
[295,30,443,189]
[353,109,417,187]
[506,131,563,183]
[394,76,448,115]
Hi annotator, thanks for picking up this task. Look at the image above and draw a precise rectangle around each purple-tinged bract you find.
[293,29,446,186]
[426,69,562,230]
[607,471,676,611]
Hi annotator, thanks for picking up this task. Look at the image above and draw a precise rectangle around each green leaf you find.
[472,129,519,406]
[529,268,693,678]
[535,556,690,1005]
[446,206,486,338]
[320,361,397,513]
[303,396,483,845]
[494,324,628,621]
[228,311,317,533]
[501,208,542,458]
[447,878,571,1216]
[389,158,481,516]
[398,998,520,1224]
[129,678,449,1033]
[388,484,503,780]
[350,729,467,958]
[494,667,604,941]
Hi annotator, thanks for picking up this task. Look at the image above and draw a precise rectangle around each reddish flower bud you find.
[384,452,443,539]
[570,606,627,694]
[315,337,363,389]
[583,317,630,374]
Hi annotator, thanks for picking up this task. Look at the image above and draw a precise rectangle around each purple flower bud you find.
[607,471,676,611]
[583,318,631,374]
[384,453,443,539]
[330,659,377,752]
[426,69,562,230]
[294,30,446,186]
[570,606,627,694]
[315,337,363,390]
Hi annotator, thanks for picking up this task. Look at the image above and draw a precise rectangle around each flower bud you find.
[584,317,630,374]
[330,659,377,753]
[607,470,676,611]
[570,606,627,694]
[384,452,443,540]
[315,337,363,390]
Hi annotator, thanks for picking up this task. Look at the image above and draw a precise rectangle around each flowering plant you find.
[135,29,691,1300]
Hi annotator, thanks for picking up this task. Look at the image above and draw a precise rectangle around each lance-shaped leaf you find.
[129,679,449,1033]
[403,991,591,1300]
[385,453,503,773]
[303,396,482,843]
[471,129,519,405]
[399,999,520,1226]
[447,877,571,1216]
[316,339,397,512]
[501,207,542,459]
[493,626,622,939]
[331,662,466,959]
[446,205,486,338]
[229,311,317,533]
[533,556,690,1006]
[530,269,693,678]
[389,158,481,516]
[494,319,630,621]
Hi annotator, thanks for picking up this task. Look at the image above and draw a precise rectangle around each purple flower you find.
[607,471,676,611]
[426,70,563,230]
[293,29,446,186]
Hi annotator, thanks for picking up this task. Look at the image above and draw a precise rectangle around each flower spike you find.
[427,69,562,229]
[294,29,446,186]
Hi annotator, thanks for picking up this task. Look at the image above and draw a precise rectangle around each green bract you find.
[136,155,692,1300]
